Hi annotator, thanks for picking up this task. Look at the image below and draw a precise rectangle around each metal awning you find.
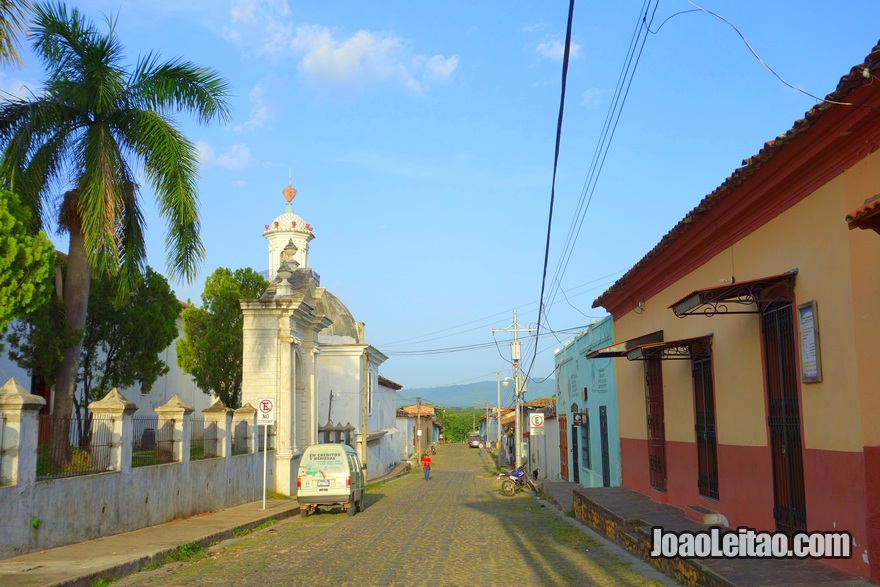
[624,335,713,361]
[669,270,798,317]
[584,331,663,358]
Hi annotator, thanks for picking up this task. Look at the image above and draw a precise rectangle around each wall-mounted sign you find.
[797,301,822,383]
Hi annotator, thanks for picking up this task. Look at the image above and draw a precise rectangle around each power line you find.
[544,0,659,319]
[531,0,576,385]
[376,273,618,351]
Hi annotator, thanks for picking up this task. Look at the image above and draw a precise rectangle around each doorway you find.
[762,299,807,534]
[600,405,611,487]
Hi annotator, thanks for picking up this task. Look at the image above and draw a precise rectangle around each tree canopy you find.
[0,1,230,427]
[4,266,180,402]
[177,267,268,409]
[78,266,180,407]
[0,189,55,334]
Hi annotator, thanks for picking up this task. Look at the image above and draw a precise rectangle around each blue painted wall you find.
[554,316,621,488]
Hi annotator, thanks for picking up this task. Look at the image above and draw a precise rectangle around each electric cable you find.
[529,0,576,382]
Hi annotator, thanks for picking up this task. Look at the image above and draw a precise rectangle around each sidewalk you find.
[538,478,874,587]
[0,462,411,587]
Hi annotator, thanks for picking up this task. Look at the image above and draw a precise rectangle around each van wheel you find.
[348,494,357,516]
[358,494,366,513]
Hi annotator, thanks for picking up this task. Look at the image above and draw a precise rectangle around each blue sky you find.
[5,1,880,396]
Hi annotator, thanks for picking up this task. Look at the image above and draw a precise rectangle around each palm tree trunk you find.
[50,225,91,467]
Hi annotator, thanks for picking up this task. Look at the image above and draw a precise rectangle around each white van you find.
[297,443,366,517]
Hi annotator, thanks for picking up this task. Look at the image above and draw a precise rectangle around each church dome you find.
[263,184,314,236]
[319,290,361,343]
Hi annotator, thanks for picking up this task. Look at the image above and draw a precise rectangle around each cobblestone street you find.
[116,444,670,587]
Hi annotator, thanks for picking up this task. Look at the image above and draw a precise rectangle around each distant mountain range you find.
[402,379,556,409]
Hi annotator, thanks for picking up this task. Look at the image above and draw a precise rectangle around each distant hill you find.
[403,379,556,409]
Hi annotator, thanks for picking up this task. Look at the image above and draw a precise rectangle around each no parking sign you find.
[258,398,275,425]
[529,413,545,435]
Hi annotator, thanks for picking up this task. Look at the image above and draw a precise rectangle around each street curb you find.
[50,462,413,587]
[56,505,301,587]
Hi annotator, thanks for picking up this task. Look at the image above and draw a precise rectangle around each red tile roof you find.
[846,194,880,233]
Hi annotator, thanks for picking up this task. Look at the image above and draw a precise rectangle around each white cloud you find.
[195,141,214,166]
[536,39,581,60]
[234,83,272,133]
[582,87,602,107]
[230,0,289,24]
[290,25,458,93]
[220,3,457,94]
[292,26,413,88]
[216,144,252,169]
[223,0,291,53]
[0,72,38,101]
[196,141,252,170]
[424,55,459,82]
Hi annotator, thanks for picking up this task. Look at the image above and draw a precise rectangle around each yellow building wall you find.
[613,149,880,454]
[843,155,880,448]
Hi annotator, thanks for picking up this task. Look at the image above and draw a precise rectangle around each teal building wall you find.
[554,316,621,488]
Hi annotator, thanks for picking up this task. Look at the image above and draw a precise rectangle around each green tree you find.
[0,189,55,334]
[437,408,474,443]
[78,266,180,408]
[177,267,268,409]
[0,2,230,435]
[4,286,74,389]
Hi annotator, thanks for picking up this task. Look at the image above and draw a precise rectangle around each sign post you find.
[258,399,276,510]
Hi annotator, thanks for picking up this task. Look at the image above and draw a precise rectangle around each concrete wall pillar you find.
[155,395,194,462]
[203,400,232,458]
[88,388,137,473]
[0,378,46,487]
[234,403,257,454]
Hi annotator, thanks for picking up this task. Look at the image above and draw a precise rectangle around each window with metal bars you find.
[692,348,719,499]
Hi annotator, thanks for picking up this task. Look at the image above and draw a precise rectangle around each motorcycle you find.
[497,466,538,497]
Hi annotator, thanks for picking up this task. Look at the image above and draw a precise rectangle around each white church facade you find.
[240,184,402,495]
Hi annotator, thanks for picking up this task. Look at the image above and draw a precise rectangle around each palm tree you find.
[0,0,33,68]
[0,1,230,457]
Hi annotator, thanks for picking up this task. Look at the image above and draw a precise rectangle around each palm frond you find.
[126,55,232,124]
[110,108,204,282]
[0,0,34,68]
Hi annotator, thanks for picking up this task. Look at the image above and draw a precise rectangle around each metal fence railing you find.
[189,418,219,460]
[36,414,116,480]
[131,416,176,467]
[257,424,276,453]
[231,419,250,455]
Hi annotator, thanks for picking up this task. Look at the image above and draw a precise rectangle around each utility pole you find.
[492,310,536,469]
[484,401,490,441]
[416,396,421,458]
[496,372,502,466]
